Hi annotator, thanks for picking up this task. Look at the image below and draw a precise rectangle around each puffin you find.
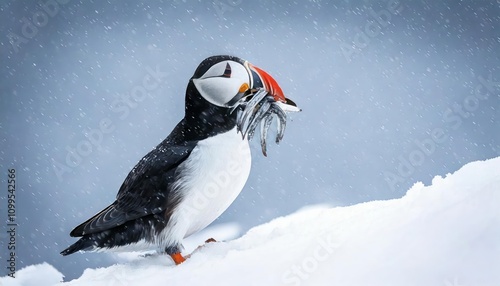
[60,55,298,264]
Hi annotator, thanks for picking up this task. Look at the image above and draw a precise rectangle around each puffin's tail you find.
[60,237,94,256]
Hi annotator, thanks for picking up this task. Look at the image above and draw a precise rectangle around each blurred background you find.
[1,0,498,281]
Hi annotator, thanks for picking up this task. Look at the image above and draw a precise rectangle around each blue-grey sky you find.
[1,0,498,281]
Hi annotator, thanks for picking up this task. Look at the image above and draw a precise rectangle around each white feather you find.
[158,127,251,249]
[96,127,251,253]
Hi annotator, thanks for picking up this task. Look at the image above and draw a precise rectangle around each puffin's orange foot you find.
[205,238,217,243]
[169,252,186,265]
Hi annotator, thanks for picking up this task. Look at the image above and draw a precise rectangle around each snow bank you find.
[2,157,499,286]
[0,262,63,286]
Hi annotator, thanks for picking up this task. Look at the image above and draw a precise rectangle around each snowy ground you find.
[2,157,499,286]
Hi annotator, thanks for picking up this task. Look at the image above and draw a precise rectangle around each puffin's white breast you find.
[162,127,251,246]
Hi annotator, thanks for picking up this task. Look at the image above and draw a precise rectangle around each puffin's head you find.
[186,55,299,151]
[190,55,297,111]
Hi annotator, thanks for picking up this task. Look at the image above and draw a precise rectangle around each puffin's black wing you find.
[69,138,197,237]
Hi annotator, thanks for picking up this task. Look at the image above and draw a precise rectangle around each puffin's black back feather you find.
[69,131,197,237]
[62,213,174,255]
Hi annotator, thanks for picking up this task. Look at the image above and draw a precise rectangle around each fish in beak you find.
[234,61,301,156]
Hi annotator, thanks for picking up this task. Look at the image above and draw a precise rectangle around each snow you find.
[108,222,242,263]
[0,263,63,286]
[2,157,499,286]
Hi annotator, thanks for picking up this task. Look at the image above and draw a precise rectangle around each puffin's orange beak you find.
[249,64,286,103]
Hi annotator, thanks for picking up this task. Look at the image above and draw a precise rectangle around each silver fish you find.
[234,89,300,156]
